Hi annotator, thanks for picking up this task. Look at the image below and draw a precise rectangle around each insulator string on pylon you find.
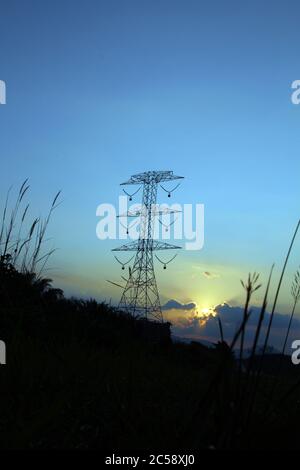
[155,253,178,269]
[122,186,141,201]
[159,182,181,197]
[114,255,134,270]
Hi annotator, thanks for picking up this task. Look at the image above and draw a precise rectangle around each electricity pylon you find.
[112,171,183,322]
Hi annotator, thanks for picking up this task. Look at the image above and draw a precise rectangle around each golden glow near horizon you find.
[195,305,218,326]
[199,306,217,318]
[163,301,219,330]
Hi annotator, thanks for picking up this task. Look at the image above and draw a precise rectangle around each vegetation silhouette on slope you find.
[1,182,300,449]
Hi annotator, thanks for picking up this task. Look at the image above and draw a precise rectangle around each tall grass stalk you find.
[259,219,300,362]
[0,180,61,276]
[281,268,300,356]
[264,268,300,417]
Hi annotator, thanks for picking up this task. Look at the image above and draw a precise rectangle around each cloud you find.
[215,303,300,330]
[202,271,220,280]
[169,302,300,352]
[162,299,196,311]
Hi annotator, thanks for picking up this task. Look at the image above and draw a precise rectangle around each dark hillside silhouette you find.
[1,183,300,450]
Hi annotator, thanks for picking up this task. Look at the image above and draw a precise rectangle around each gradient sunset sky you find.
[1,1,300,344]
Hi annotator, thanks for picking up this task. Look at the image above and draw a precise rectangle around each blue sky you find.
[0,1,300,341]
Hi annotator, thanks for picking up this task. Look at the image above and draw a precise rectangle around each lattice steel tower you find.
[112,171,183,322]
